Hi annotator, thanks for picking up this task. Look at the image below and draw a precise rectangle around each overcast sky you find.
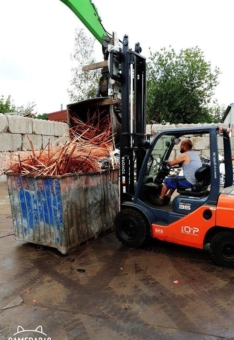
[0,0,233,114]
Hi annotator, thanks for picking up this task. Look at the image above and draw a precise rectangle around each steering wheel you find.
[153,160,171,184]
[154,160,182,185]
[161,160,173,172]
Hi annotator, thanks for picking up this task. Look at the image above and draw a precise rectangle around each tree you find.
[146,46,221,124]
[0,95,36,116]
[68,28,100,102]
[36,113,48,120]
[16,102,36,116]
[0,95,15,113]
[208,99,225,123]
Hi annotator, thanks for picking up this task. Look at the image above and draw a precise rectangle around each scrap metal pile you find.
[2,109,118,177]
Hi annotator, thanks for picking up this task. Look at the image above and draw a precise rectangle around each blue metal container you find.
[7,169,119,254]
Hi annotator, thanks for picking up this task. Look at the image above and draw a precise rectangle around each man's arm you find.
[168,153,189,166]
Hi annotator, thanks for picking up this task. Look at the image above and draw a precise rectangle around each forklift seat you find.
[176,164,211,197]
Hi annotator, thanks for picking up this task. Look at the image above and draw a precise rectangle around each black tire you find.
[114,209,149,248]
[210,231,234,268]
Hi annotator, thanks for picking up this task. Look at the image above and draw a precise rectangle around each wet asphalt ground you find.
[0,180,234,340]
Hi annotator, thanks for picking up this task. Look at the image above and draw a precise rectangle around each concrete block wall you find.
[0,114,70,180]
[0,114,69,152]
[146,122,234,159]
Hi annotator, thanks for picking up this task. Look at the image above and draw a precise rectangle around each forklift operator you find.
[154,140,202,206]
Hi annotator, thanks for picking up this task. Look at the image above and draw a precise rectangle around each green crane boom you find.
[60,0,107,44]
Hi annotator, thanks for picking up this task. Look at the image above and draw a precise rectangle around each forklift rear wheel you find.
[114,209,149,248]
[210,231,234,268]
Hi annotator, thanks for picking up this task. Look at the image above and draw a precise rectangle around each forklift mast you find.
[60,0,148,204]
[109,35,147,204]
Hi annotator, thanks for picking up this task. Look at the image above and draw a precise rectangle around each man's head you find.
[180,140,193,153]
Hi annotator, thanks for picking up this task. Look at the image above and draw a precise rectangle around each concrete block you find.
[190,136,210,150]
[0,151,13,174]
[57,134,70,145]
[0,175,6,182]
[52,121,69,137]
[201,150,211,159]
[146,125,152,136]
[168,149,176,160]
[0,133,22,151]
[217,136,224,150]
[166,124,176,129]
[32,119,69,137]
[35,120,53,136]
[43,120,68,137]
[151,124,158,136]
[42,136,66,148]
[22,134,42,151]
[7,115,33,134]
[151,123,178,136]
[175,123,184,128]
[32,119,46,135]
[161,124,176,131]
[157,125,167,131]
[0,114,8,133]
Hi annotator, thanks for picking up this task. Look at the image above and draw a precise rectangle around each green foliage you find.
[208,99,226,123]
[68,28,100,102]
[14,102,36,117]
[36,113,48,120]
[0,95,15,113]
[146,46,221,124]
[0,95,36,116]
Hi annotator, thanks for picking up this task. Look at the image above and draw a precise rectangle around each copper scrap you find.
[69,109,111,143]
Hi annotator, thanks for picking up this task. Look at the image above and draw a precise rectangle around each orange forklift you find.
[115,125,234,268]
[109,35,234,268]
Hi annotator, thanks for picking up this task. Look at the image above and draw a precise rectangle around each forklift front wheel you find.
[114,209,149,248]
[210,231,234,268]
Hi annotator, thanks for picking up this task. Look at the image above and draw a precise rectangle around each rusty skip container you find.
[7,169,119,254]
